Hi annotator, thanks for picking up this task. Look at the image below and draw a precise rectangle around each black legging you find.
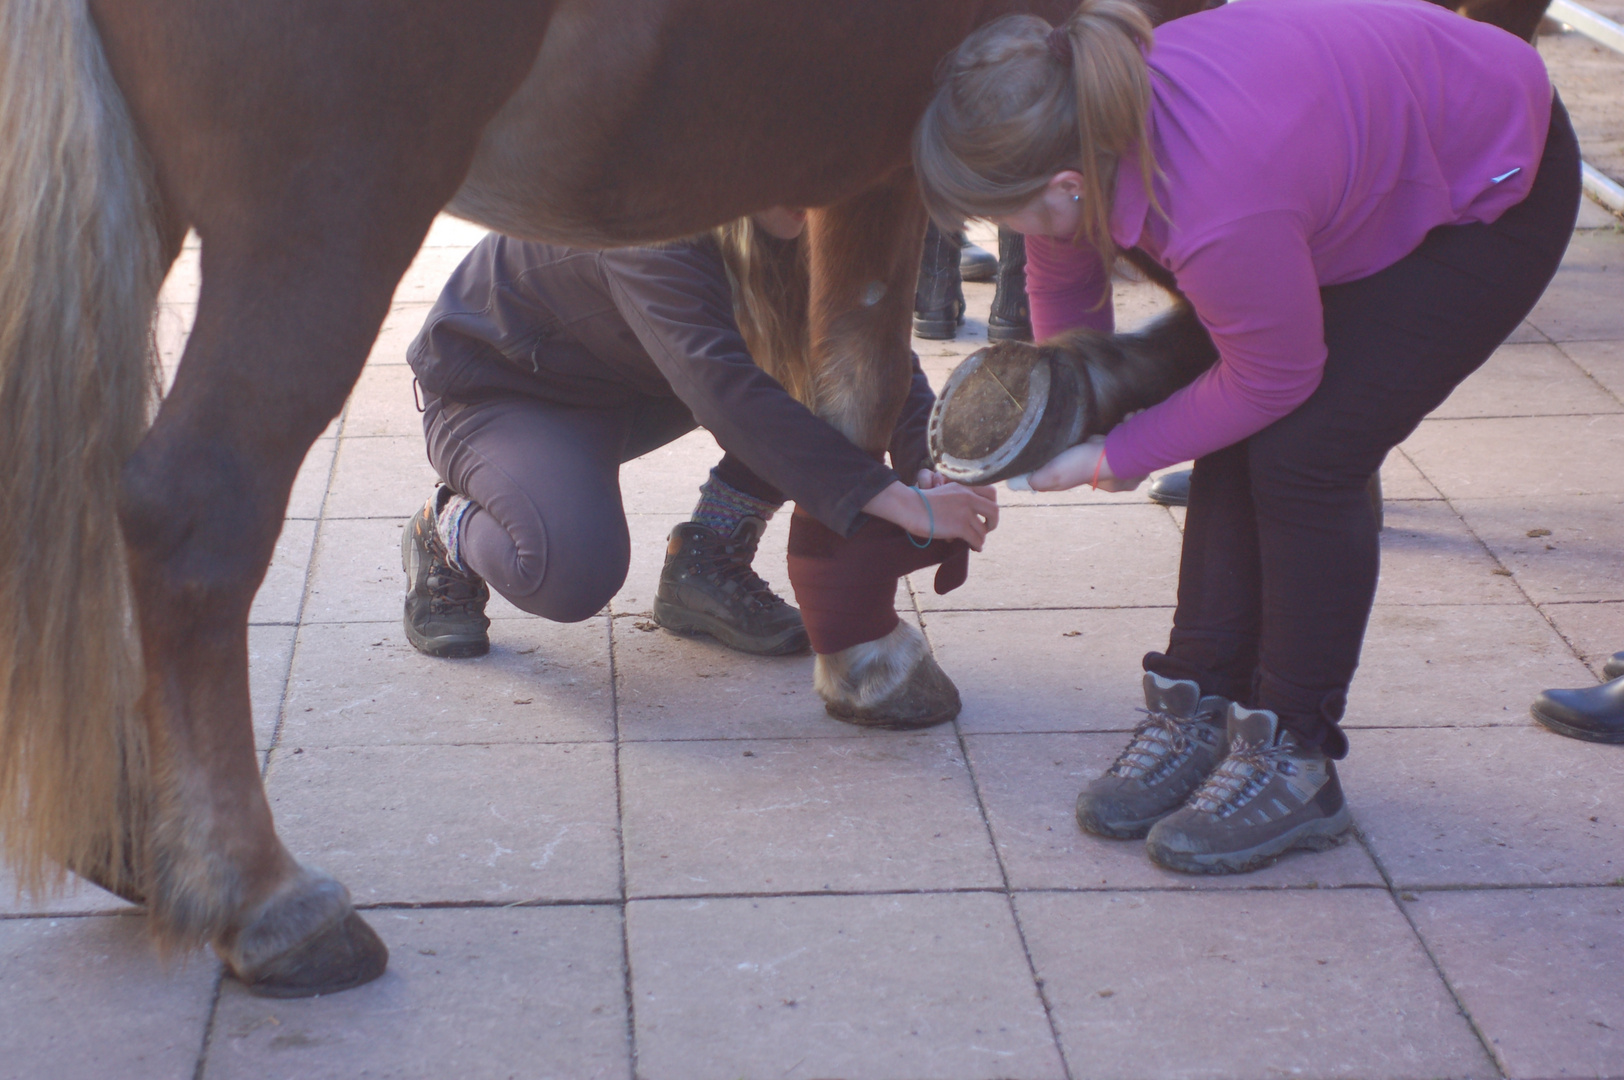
[1146,97,1582,758]
[422,391,782,622]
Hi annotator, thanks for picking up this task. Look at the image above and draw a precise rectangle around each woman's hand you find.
[1026,436,1145,493]
[862,474,1000,551]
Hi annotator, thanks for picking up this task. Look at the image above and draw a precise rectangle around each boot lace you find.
[692,534,782,611]
[425,567,488,617]
[1188,738,1296,817]
[1109,708,1205,782]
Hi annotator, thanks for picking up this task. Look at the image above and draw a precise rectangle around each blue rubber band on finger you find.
[907,486,934,549]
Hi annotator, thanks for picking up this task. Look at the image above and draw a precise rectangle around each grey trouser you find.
[422,392,779,621]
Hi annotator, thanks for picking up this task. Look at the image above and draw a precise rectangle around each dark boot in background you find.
[987,227,1033,342]
[958,233,997,283]
[914,222,965,340]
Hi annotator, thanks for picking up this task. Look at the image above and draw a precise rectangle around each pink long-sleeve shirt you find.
[1024,0,1552,478]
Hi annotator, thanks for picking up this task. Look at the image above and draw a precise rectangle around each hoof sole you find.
[241,911,389,999]
[824,699,959,730]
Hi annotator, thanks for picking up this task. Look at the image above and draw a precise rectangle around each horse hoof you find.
[815,622,962,730]
[928,341,1082,486]
[218,868,388,998]
[240,911,389,999]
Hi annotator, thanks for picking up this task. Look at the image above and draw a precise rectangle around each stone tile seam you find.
[190,967,226,1080]
[1420,410,1624,420]
[1353,828,1510,1079]
[910,578,1078,1080]
[1551,337,1624,413]
[603,602,643,1080]
[1393,449,1600,684]
[7,879,1618,923]
[252,718,1563,752]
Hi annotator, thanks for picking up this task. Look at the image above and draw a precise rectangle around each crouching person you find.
[400,207,998,662]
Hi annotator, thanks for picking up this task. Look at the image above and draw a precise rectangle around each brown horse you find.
[0,0,1551,999]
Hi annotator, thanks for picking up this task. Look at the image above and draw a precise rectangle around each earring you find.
[1072,195,1080,202]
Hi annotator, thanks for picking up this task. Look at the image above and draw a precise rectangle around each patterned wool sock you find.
[434,490,477,573]
[690,469,782,536]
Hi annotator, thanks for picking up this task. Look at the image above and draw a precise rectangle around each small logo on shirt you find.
[1490,167,1522,183]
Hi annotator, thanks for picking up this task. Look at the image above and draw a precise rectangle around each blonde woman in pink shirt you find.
[915,0,1579,873]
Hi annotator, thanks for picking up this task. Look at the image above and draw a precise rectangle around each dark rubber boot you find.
[1531,677,1624,743]
[914,222,965,340]
[987,228,1032,343]
[653,517,809,656]
[1147,469,1192,507]
[401,488,491,658]
[959,232,997,283]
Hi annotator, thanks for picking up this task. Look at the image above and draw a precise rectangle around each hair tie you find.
[1046,25,1074,66]
[907,486,935,549]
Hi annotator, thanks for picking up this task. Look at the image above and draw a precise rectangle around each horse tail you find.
[0,0,164,899]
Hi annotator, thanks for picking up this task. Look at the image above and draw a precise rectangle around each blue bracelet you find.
[907,486,934,549]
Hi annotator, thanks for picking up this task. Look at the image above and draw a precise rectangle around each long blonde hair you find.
[714,216,816,408]
[913,0,1159,266]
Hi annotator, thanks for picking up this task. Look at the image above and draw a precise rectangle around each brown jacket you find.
[408,232,933,535]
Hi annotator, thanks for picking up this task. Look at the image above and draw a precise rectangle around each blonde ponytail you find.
[914,0,1158,266]
[714,217,816,407]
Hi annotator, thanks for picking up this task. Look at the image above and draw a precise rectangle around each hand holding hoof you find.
[928,303,1219,486]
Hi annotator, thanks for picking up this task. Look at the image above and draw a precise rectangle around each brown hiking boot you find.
[1146,704,1352,874]
[1076,673,1229,839]
[401,488,491,659]
[653,517,808,656]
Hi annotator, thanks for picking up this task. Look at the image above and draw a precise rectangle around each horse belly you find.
[447,0,991,245]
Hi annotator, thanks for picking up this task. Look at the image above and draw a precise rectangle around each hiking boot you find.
[401,488,491,658]
[1146,704,1352,874]
[653,517,809,656]
[987,228,1032,343]
[915,222,966,340]
[1076,673,1229,839]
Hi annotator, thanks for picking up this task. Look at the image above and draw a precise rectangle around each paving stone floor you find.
[2,206,1622,1079]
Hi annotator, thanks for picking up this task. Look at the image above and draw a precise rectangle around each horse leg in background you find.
[1415,0,1552,40]
[1456,0,1552,41]
[83,0,549,995]
[792,171,964,728]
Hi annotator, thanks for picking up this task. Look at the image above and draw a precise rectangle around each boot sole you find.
[651,598,810,657]
[1146,804,1354,875]
[1076,802,1173,841]
[986,324,1033,343]
[1529,703,1624,744]
[913,318,960,341]
[401,515,490,659]
[402,621,490,659]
